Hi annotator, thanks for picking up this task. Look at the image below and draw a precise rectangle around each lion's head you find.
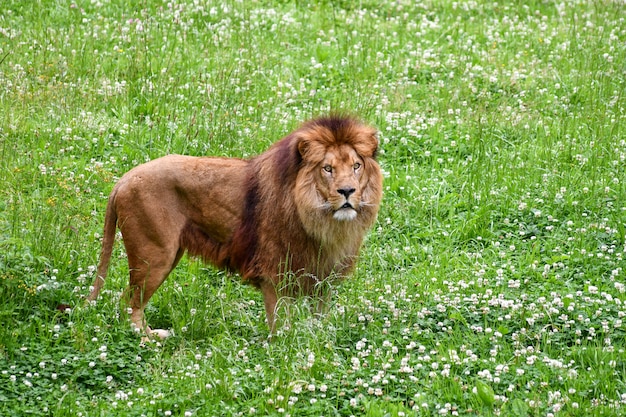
[292,116,383,243]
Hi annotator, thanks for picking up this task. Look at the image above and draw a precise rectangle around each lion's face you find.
[293,119,382,242]
[317,145,366,221]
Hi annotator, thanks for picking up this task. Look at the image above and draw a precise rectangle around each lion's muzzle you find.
[337,187,356,198]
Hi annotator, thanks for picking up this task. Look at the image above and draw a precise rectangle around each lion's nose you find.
[337,187,356,198]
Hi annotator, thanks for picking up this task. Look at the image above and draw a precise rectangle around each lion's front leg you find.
[315,291,332,318]
[259,280,279,335]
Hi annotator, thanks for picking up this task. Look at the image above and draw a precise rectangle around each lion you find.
[87,115,383,338]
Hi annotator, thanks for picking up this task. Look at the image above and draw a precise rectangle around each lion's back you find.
[113,155,250,243]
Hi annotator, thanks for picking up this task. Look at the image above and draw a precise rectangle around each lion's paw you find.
[150,328,170,339]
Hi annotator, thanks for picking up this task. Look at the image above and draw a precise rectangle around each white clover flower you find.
[115,391,128,401]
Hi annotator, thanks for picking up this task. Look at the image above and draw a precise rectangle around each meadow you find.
[1,0,625,415]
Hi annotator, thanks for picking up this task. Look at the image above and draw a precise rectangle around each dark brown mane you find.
[303,115,362,143]
[226,176,261,281]
[297,115,379,163]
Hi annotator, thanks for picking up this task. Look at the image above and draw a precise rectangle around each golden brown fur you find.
[87,115,383,336]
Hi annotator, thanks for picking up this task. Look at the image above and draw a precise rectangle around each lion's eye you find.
[353,162,362,170]
[323,165,333,173]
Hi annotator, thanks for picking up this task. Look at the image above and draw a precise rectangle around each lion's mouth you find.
[333,203,357,221]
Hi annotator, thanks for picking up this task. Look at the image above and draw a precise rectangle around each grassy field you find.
[1,0,625,415]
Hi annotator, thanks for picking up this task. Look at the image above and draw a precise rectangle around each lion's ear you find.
[353,129,379,159]
[297,136,324,161]
[297,136,309,158]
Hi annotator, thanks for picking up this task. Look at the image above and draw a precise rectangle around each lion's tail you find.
[86,189,118,302]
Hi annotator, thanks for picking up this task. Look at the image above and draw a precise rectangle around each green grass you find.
[1,0,625,415]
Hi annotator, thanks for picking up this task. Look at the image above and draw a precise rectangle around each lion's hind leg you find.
[123,240,184,340]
